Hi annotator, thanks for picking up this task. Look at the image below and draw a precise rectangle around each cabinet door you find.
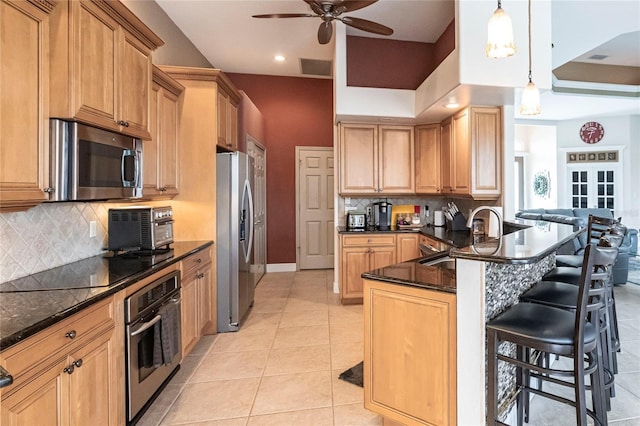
[339,124,378,194]
[415,124,441,194]
[216,90,229,149]
[73,0,118,129]
[197,262,215,335]
[397,234,420,262]
[0,0,51,209]
[143,82,161,196]
[470,107,502,198]
[181,273,199,356]
[452,109,470,194]
[440,119,453,193]
[370,246,396,270]
[67,330,115,426]
[1,359,65,426]
[227,100,238,151]
[341,247,370,302]
[119,29,152,139]
[158,88,179,195]
[364,279,457,426]
[378,126,414,194]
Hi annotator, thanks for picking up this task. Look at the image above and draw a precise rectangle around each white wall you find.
[515,124,558,209]
[556,115,640,229]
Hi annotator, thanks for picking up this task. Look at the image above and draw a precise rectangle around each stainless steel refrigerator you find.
[216,152,255,332]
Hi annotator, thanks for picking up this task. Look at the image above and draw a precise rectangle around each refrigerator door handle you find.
[242,179,255,264]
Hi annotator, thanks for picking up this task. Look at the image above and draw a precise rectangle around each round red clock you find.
[579,121,605,144]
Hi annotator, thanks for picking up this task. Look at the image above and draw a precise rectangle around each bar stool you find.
[486,243,618,426]
[555,215,618,269]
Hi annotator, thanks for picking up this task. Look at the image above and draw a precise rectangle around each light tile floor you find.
[139,270,640,426]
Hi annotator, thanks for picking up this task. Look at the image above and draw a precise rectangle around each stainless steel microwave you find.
[49,119,143,201]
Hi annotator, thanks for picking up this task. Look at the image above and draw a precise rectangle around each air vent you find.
[300,58,333,77]
[588,54,608,60]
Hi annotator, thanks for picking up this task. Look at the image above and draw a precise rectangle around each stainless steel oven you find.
[50,119,142,201]
[125,270,181,424]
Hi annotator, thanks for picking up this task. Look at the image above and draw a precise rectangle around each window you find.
[568,165,619,211]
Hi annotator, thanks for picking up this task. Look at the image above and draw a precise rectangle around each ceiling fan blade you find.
[340,16,393,36]
[318,21,334,45]
[252,13,316,18]
[303,0,324,16]
[335,1,378,14]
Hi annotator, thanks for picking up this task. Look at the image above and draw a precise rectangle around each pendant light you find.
[520,0,541,115]
[486,0,516,58]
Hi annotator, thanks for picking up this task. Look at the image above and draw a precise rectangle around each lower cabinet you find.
[363,279,457,426]
[340,234,396,304]
[397,234,421,262]
[0,297,118,426]
[180,249,215,356]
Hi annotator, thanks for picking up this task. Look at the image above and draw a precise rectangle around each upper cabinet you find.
[0,0,55,212]
[144,66,184,199]
[415,124,441,194]
[217,87,239,151]
[441,106,502,200]
[49,0,163,140]
[339,123,415,195]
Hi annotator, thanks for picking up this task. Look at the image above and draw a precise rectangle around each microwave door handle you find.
[121,149,135,187]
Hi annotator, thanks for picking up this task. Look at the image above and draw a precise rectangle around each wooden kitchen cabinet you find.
[441,106,502,200]
[0,0,54,211]
[339,123,414,195]
[1,297,119,426]
[217,88,239,151]
[415,124,442,194]
[419,234,449,253]
[340,234,396,304]
[49,0,163,139]
[180,249,215,356]
[397,233,421,262]
[144,66,184,198]
[364,278,457,426]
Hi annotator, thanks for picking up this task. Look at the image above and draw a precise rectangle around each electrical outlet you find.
[89,221,97,238]
[345,197,351,205]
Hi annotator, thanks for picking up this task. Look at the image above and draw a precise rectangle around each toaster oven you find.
[346,212,367,230]
[108,206,174,252]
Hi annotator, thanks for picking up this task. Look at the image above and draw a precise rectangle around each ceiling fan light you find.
[486,5,516,58]
[520,80,541,115]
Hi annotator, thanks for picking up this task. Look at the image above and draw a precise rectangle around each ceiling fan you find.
[252,0,394,45]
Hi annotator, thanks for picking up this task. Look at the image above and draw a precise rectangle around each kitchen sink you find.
[419,256,456,269]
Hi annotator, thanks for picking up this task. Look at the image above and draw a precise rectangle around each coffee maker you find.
[372,201,393,231]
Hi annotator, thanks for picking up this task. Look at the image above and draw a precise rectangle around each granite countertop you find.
[337,226,424,234]
[0,241,213,351]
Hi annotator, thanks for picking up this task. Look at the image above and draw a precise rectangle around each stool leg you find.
[487,330,499,425]
[517,345,526,426]
[574,349,588,426]
[591,346,608,426]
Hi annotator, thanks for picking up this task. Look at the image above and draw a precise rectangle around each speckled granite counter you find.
[0,241,212,351]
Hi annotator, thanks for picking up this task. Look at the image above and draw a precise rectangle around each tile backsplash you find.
[0,203,109,283]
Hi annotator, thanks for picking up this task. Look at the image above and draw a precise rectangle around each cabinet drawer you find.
[181,249,212,276]
[342,235,396,247]
[2,297,114,381]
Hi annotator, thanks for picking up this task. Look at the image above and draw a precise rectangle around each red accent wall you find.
[237,91,265,153]
[227,73,334,265]
[346,20,455,90]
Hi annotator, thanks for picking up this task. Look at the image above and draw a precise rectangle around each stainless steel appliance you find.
[125,270,181,424]
[216,152,255,332]
[346,211,367,230]
[373,201,393,231]
[108,206,174,252]
[49,119,142,201]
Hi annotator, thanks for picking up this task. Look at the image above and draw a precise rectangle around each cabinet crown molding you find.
[95,0,164,50]
[159,66,241,104]
[152,65,185,96]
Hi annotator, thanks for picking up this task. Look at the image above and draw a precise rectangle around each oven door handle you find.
[130,314,162,337]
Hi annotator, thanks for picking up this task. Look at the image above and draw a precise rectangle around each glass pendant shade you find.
[520,80,541,115]
[486,6,516,58]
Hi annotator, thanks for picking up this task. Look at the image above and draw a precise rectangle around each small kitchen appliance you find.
[346,211,367,230]
[108,206,174,252]
[372,201,393,231]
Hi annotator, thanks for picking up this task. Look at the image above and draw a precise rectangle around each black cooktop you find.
[0,249,174,293]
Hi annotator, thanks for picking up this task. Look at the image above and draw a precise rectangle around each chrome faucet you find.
[467,206,503,238]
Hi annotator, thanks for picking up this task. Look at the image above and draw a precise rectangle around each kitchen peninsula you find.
[360,220,582,426]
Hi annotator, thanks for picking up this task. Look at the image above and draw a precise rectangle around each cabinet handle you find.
[160,187,166,192]
[65,330,77,339]
[196,258,202,263]
[73,359,83,368]
[43,187,54,194]
[197,273,204,279]
[117,120,130,127]
[63,365,75,374]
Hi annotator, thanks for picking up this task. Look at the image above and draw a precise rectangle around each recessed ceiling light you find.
[274,55,285,62]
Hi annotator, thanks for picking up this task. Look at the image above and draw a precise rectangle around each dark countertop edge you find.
[449,227,584,264]
[0,240,213,352]
[362,270,457,294]
[337,226,423,234]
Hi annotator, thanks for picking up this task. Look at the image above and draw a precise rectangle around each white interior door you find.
[247,137,266,286]
[567,165,620,211]
[297,147,334,269]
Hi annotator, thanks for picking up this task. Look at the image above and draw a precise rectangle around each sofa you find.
[516,208,638,285]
